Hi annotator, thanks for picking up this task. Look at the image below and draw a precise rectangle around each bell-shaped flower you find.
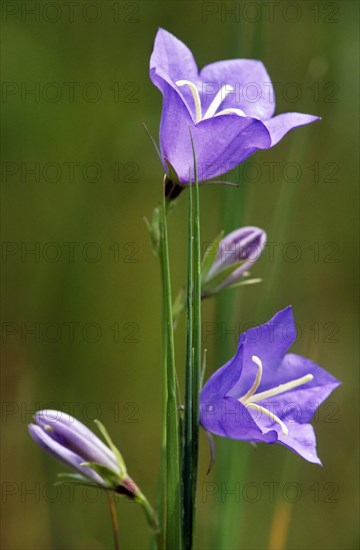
[28,410,136,495]
[150,29,319,188]
[201,226,266,297]
[200,307,340,464]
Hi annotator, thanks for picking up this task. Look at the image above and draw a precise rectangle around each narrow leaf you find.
[142,122,162,163]
[201,230,224,281]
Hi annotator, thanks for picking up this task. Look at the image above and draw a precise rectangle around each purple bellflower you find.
[200,307,340,464]
[202,226,266,297]
[28,410,137,495]
[150,29,319,190]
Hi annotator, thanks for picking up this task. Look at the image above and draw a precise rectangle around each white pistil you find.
[203,84,235,119]
[246,403,289,436]
[176,79,202,123]
[239,356,314,437]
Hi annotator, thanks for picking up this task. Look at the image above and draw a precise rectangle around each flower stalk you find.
[159,182,182,550]
[107,493,120,550]
[182,135,202,550]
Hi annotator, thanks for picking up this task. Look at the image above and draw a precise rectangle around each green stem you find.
[182,136,202,550]
[191,156,202,534]
[159,186,182,550]
[157,263,168,548]
[183,181,194,549]
[136,491,160,534]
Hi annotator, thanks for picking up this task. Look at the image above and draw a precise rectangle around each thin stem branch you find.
[107,493,120,550]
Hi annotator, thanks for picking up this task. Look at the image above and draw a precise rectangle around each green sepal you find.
[226,277,262,290]
[80,462,122,488]
[164,158,180,186]
[201,230,224,282]
[93,419,127,475]
[202,260,247,297]
[55,473,99,488]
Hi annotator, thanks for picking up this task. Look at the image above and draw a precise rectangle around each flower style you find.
[150,29,319,186]
[200,307,340,464]
[201,226,266,297]
[28,410,136,495]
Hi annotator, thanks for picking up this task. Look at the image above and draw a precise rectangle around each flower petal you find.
[150,28,201,119]
[263,112,320,147]
[35,411,120,473]
[277,423,322,465]
[150,28,198,86]
[227,306,297,399]
[200,343,245,402]
[200,59,275,120]
[194,114,271,182]
[155,77,272,183]
[154,77,195,179]
[161,111,271,184]
[262,353,341,423]
[244,410,321,463]
[200,396,278,443]
[28,424,106,485]
[35,410,119,471]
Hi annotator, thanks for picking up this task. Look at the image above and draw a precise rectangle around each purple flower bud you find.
[28,410,129,490]
[203,226,266,295]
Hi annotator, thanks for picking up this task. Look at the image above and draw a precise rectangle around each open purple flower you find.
[150,29,319,187]
[202,226,266,297]
[200,307,340,464]
[28,410,136,495]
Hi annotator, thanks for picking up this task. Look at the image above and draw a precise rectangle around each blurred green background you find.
[1,1,359,549]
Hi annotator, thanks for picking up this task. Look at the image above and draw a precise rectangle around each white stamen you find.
[246,403,289,436]
[248,374,314,404]
[176,80,202,123]
[214,107,247,118]
[239,355,314,437]
[203,84,235,119]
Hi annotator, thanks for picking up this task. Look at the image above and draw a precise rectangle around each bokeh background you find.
[2,1,359,549]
